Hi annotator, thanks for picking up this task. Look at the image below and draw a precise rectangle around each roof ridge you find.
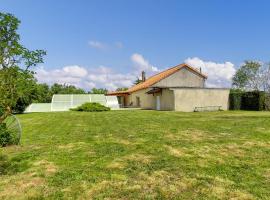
[107,63,207,95]
[126,63,185,92]
[144,63,185,80]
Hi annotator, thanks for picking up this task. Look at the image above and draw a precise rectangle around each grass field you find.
[1,111,270,199]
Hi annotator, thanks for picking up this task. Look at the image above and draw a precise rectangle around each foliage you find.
[0,13,46,70]
[229,90,266,111]
[0,66,37,116]
[1,111,270,198]
[71,102,110,112]
[116,87,128,91]
[133,77,143,85]
[30,83,87,104]
[32,83,52,103]
[229,90,242,110]
[232,61,270,91]
[0,12,46,120]
[0,123,12,147]
[0,105,20,146]
[51,83,85,95]
[89,88,108,94]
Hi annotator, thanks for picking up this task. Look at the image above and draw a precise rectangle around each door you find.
[136,96,141,107]
[156,96,160,110]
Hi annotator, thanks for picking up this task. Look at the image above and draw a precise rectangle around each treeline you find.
[14,82,109,113]
[33,83,108,103]
[230,61,270,111]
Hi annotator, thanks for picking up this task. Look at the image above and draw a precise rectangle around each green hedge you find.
[229,91,266,111]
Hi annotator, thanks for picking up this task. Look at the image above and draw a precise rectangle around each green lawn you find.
[1,111,270,199]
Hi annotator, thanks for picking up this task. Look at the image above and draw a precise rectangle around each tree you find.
[232,61,267,91]
[116,87,128,91]
[50,83,85,94]
[133,77,143,85]
[90,88,108,94]
[0,12,46,121]
[33,83,52,103]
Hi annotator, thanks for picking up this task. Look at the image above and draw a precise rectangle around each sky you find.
[1,0,270,90]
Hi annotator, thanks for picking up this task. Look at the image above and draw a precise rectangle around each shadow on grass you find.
[0,152,30,176]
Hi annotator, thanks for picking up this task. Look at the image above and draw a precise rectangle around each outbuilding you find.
[107,63,230,112]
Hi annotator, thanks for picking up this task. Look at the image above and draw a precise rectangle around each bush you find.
[0,123,12,147]
[12,96,32,114]
[71,102,110,112]
[229,90,266,111]
[229,91,242,110]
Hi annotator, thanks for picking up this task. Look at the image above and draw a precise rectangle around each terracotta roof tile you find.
[107,63,207,95]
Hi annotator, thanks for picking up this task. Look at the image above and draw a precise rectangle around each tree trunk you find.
[0,106,11,124]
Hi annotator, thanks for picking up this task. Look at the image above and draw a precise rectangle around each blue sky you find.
[1,0,270,90]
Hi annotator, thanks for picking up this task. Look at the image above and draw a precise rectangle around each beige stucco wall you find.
[152,68,205,88]
[127,88,174,110]
[127,89,155,109]
[173,88,230,112]
[159,88,174,110]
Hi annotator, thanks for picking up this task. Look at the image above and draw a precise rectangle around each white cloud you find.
[88,40,107,50]
[88,40,124,50]
[87,66,135,90]
[62,65,88,77]
[36,55,234,92]
[35,53,159,91]
[131,53,159,75]
[35,65,88,89]
[185,57,236,88]
[35,65,136,91]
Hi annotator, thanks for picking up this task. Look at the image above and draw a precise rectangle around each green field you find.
[1,111,270,199]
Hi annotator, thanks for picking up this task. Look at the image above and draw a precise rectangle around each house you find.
[107,63,230,112]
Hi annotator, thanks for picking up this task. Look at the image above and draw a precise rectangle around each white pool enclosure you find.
[25,94,120,113]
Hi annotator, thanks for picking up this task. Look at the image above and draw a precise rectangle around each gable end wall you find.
[152,67,205,88]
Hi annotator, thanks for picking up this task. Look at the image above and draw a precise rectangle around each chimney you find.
[141,71,146,82]
[199,67,202,73]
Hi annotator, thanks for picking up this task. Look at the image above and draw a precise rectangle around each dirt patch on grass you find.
[196,175,254,199]
[242,141,270,148]
[131,170,197,199]
[182,129,208,141]
[114,139,131,145]
[58,143,76,149]
[33,160,58,176]
[165,129,216,143]
[0,173,47,199]
[106,159,126,169]
[228,190,254,200]
[218,143,245,157]
[124,153,154,164]
[85,180,126,198]
[58,142,90,153]
[164,145,185,157]
[83,170,197,199]
[106,153,154,170]
[0,159,59,198]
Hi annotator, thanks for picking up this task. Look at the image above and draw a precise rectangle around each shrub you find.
[229,90,266,111]
[71,102,110,112]
[0,123,12,147]
[229,91,242,110]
